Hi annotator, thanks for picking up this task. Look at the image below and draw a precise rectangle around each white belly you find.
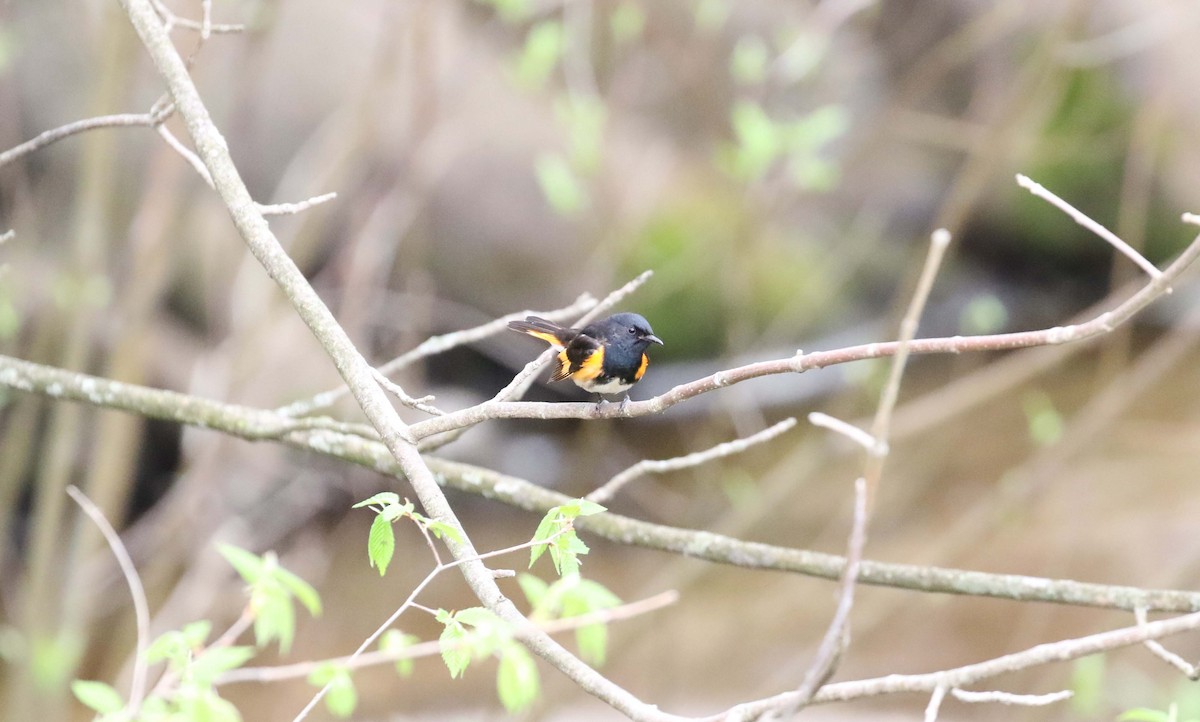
[576,376,634,395]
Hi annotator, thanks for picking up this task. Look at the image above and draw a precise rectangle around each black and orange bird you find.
[507,312,664,399]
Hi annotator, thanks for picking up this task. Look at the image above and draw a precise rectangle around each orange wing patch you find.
[570,345,605,383]
[550,349,573,382]
[633,352,649,381]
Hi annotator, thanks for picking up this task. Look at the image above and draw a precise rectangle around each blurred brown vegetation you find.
[3,0,1200,720]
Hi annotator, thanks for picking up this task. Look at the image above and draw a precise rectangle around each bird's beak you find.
[646,334,664,346]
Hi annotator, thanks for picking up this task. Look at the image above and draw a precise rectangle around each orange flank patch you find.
[572,345,605,382]
[634,352,649,381]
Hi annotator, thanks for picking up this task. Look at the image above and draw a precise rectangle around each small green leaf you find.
[380,630,419,677]
[496,643,540,713]
[960,294,1008,335]
[352,492,400,509]
[307,661,338,686]
[426,520,464,545]
[71,679,124,715]
[368,515,395,576]
[275,566,322,617]
[731,35,769,85]
[181,620,213,648]
[517,574,549,612]
[190,646,257,684]
[325,669,357,718]
[252,585,296,653]
[535,153,588,215]
[572,499,606,517]
[610,1,645,44]
[575,622,609,666]
[514,21,565,89]
[439,621,470,678]
[218,545,265,585]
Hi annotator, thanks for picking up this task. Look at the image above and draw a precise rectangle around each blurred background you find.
[3,0,1200,719]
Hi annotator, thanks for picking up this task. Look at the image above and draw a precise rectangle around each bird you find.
[507,312,664,400]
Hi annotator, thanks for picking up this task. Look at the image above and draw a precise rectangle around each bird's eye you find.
[628,327,637,335]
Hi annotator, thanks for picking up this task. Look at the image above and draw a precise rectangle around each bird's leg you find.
[618,394,631,414]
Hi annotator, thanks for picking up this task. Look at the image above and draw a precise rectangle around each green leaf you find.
[439,621,470,678]
[352,492,400,509]
[731,35,769,85]
[307,661,339,686]
[252,585,296,653]
[575,622,608,666]
[218,545,265,585]
[71,679,124,715]
[496,643,540,713]
[181,620,213,648]
[144,630,189,666]
[959,294,1009,335]
[1023,391,1064,447]
[517,574,550,612]
[726,101,781,181]
[325,669,358,718]
[190,646,256,684]
[186,689,242,722]
[275,566,322,617]
[514,21,565,89]
[572,499,607,517]
[368,514,395,576]
[535,153,588,215]
[380,630,419,677]
[529,510,561,568]
[1070,653,1105,717]
[610,1,645,44]
[426,520,464,545]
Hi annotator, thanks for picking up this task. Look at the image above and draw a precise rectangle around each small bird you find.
[508,312,664,398]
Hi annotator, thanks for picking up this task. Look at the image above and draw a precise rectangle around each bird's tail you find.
[507,316,575,348]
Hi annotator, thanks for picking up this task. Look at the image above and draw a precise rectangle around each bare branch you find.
[951,688,1073,706]
[807,412,879,453]
[0,110,169,168]
[370,367,444,416]
[407,223,1200,439]
[150,0,244,33]
[1135,606,1200,679]
[66,486,151,714]
[728,608,1200,717]
[217,590,679,685]
[278,293,596,417]
[924,685,947,722]
[256,192,339,217]
[6,352,1200,613]
[1017,174,1163,280]
[587,418,797,504]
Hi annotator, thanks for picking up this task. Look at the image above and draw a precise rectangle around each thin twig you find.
[788,230,952,712]
[587,418,797,504]
[807,412,878,453]
[951,688,1073,705]
[728,608,1200,718]
[218,590,678,685]
[66,486,151,714]
[277,293,596,417]
[156,124,213,185]
[293,528,571,721]
[370,367,444,416]
[0,229,13,244]
[924,685,947,722]
[1017,174,1163,280]
[150,0,244,33]
[0,111,169,168]
[257,192,339,217]
[1135,606,1200,679]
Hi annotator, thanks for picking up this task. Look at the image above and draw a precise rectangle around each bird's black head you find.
[603,312,663,348]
